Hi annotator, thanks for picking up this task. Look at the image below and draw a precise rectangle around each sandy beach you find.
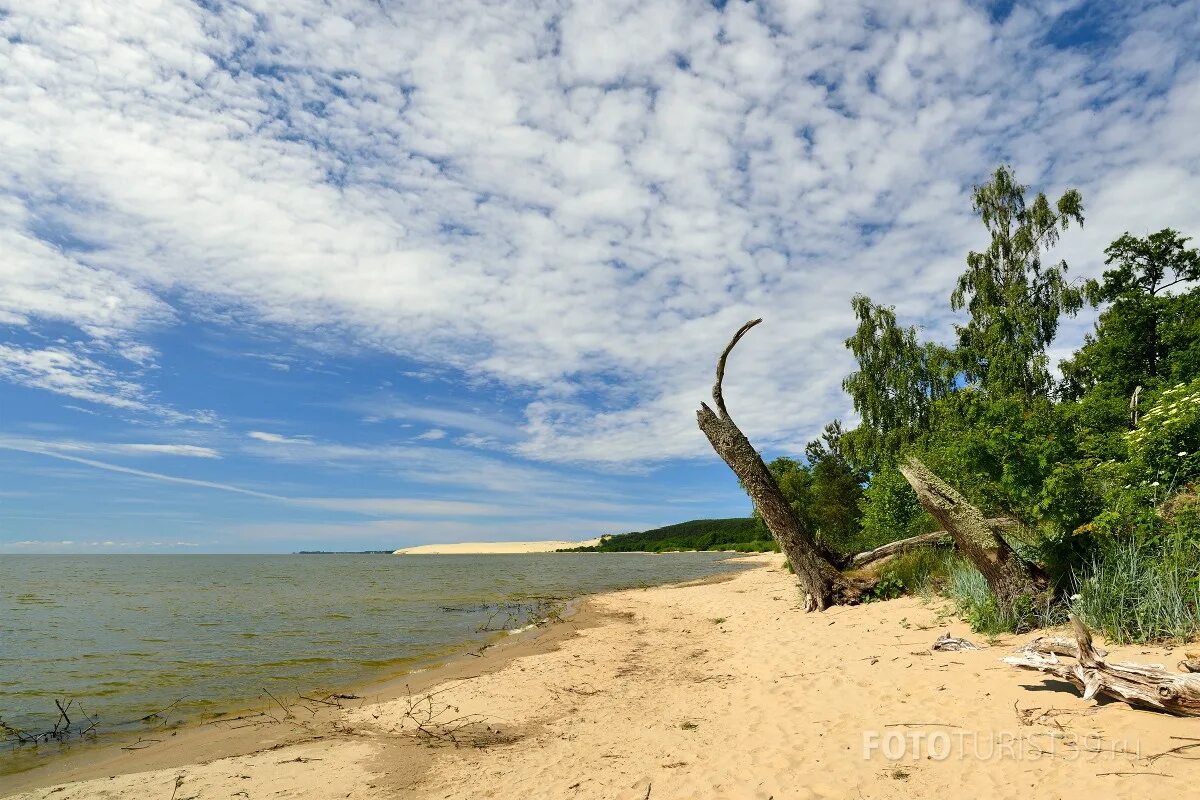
[391,538,603,554]
[6,553,1200,799]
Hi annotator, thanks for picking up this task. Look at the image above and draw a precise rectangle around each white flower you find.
[1179,451,1189,457]
[1070,593,1081,601]
[1150,481,1161,487]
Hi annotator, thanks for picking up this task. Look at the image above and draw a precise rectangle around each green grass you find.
[1070,521,1200,643]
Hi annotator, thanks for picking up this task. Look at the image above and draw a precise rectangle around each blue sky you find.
[1,0,1198,552]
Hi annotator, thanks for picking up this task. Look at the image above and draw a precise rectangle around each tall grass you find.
[940,557,1065,635]
[870,547,958,599]
[1071,521,1200,643]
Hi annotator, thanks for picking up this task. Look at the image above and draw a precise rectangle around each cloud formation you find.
[1,0,1198,466]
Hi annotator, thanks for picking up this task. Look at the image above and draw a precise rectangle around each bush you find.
[1070,506,1200,643]
[1127,378,1200,496]
[942,559,1057,634]
[858,466,936,550]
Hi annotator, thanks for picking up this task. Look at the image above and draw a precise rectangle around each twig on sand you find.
[121,737,163,751]
[1097,771,1172,778]
[262,688,293,719]
[1147,739,1200,763]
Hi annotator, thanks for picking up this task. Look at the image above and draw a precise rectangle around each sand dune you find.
[7,554,1200,799]
[391,538,602,554]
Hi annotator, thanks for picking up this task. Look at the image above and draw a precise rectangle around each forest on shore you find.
[561,517,773,553]
[697,165,1199,646]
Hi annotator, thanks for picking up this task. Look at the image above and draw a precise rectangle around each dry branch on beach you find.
[1005,616,1200,716]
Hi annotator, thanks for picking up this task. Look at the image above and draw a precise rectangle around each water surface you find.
[0,552,743,768]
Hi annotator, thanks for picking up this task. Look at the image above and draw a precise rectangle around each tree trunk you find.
[846,518,1017,570]
[697,319,854,610]
[897,457,1045,610]
[1005,616,1200,716]
[848,531,951,569]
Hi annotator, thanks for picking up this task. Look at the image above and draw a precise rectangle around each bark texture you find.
[847,518,1017,570]
[898,457,1045,609]
[1005,616,1200,716]
[696,319,852,610]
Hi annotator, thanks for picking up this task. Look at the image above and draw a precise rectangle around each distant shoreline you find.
[391,538,603,555]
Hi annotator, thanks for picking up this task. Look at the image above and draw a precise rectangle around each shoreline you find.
[0,562,747,796]
[8,553,1200,798]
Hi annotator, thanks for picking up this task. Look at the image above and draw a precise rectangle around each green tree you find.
[952,166,1084,398]
[858,465,933,549]
[804,421,867,554]
[841,294,955,469]
[1063,229,1200,398]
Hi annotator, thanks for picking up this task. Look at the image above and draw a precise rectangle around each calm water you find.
[0,553,742,766]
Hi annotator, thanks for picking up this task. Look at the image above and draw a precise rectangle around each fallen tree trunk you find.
[845,518,1017,570]
[898,458,1045,611]
[697,319,855,611]
[1004,616,1200,716]
[848,531,950,569]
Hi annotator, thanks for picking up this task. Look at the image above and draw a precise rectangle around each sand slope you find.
[7,554,1200,799]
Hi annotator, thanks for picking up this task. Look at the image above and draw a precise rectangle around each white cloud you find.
[0,345,214,423]
[298,497,508,517]
[247,431,313,445]
[0,437,220,459]
[0,1,1198,464]
[114,444,219,458]
[414,428,446,441]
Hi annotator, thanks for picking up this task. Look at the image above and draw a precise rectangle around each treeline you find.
[561,518,776,553]
[760,165,1200,641]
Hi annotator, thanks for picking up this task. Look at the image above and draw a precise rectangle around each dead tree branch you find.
[1005,616,1200,716]
[697,318,858,610]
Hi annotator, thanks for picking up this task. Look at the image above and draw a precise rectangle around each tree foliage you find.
[841,294,954,470]
[951,165,1084,398]
[1062,229,1200,399]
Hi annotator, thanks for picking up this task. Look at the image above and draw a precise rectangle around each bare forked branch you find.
[711,318,762,418]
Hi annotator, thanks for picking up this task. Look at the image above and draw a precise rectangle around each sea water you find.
[0,552,744,768]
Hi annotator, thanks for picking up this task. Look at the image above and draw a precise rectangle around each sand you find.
[392,538,602,554]
[6,553,1200,799]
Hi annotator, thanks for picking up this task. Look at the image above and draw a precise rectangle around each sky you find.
[1,0,1198,553]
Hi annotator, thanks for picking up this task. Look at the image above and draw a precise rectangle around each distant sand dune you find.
[391,538,602,555]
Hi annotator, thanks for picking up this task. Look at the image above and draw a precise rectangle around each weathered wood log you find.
[898,458,1045,611]
[697,319,854,611]
[848,531,950,569]
[846,518,1017,570]
[932,633,982,651]
[1004,616,1200,716]
[1018,634,1106,659]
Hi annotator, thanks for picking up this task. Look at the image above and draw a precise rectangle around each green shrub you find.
[1070,506,1200,643]
[858,466,936,550]
[874,547,956,598]
[1127,378,1200,497]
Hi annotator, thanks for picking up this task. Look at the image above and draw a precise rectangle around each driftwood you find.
[848,531,949,569]
[1004,616,1200,716]
[846,518,1018,570]
[898,457,1045,609]
[932,634,982,652]
[697,319,853,611]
